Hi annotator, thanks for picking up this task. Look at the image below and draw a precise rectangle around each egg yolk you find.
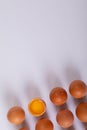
[28,99,46,116]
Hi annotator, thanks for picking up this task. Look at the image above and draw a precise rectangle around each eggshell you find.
[76,102,87,122]
[56,109,74,128]
[49,87,67,106]
[28,98,46,116]
[69,80,87,98]
[19,128,28,130]
[35,118,54,130]
[7,106,25,125]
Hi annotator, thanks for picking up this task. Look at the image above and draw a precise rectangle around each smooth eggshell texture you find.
[7,106,25,125]
[69,80,87,98]
[49,87,67,106]
[76,102,87,122]
[56,109,74,128]
[35,118,54,130]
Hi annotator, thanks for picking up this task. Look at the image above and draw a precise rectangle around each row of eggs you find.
[7,80,87,130]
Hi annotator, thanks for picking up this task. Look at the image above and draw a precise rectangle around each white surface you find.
[0,0,87,130]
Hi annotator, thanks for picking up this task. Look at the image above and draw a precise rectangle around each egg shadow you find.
[24,81,48,123]
[53,102,69,114]
[73,96,87,106]
[64,64,85,130]
[64,64,82,85]
[3,85,22,130]
[24,81,42,100]
[59,103,68,110]
[44,69,70,114]
[20,119,30,130]
[82,122,87,130]
[60,125,75,130]
[33,111,50,122]
[4,87,21,108]
[45,69,63,90]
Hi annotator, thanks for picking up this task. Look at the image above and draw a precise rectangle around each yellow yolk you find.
[28,98,46,116]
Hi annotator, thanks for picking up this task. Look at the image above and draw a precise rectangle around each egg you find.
[28,98,46,116]
[19,128,28,130]
[49,87,67,106]
[76,102,87,122]
[7,106,25,125]
[56,109,74,128]
[69,80,87,98]
[35,118,54,130]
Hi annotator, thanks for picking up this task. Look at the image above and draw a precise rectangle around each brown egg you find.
[56,109,74,128]
[19,128,28,130]
[7,106,25,125]
[69,80,87,98]
[76,102,87,122]
[49,87,67,106]
[35,118,54,130]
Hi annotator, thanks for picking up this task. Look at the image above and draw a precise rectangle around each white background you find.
[0,0,87,130]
